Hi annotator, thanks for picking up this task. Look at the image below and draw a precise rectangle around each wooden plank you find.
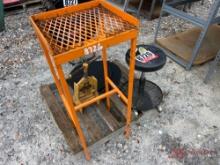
[77,106,103,144]
[40,85,82,153]
[110,94,137,121]
[109,106,126,123]
[110,95,126,122]
[96,102,122,132]
[86,104,112,135]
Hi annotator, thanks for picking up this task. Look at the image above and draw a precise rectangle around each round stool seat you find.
[125,44,167,112]
[125,44,166,72]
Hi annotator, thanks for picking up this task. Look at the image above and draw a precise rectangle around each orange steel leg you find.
[125,38,137,138]
[56,65,91,160]
[102,47,111,110]
[41,51,64,97]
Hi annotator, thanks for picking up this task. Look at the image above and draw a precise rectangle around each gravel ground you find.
[0,1,220,165]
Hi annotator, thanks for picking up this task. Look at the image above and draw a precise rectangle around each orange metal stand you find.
[30,0,139,160]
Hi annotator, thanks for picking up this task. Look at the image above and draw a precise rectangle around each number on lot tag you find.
[84,43,103,55]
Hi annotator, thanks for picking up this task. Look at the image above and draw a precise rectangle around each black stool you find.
[125,44,166,112]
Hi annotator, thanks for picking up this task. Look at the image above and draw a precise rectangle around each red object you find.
[136,51,159,64]
[3,0,22,6]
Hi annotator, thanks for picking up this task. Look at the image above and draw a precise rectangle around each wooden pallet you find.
[4,0,42,11]
[40,60,140,154]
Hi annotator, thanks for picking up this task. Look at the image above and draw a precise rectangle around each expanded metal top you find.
[35,5,137,55]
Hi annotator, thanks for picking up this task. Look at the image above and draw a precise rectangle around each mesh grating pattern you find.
[37,6,136,55]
